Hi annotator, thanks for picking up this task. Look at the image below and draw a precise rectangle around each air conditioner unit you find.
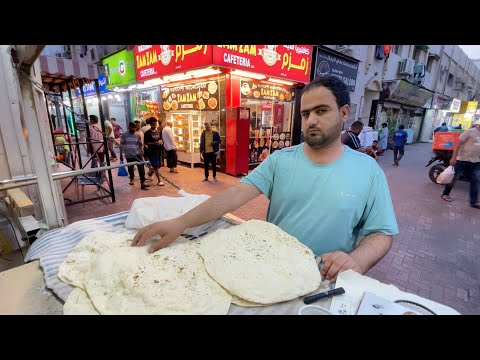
[398,58,415,75]
[454,82,463,91]
[455,76,464,83]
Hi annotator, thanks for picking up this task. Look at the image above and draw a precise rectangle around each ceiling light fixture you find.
[267,77,295,86]
[230,70,266,80]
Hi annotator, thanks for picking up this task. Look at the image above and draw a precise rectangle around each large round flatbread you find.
[63,287,99,315]
[198,220,321,304]
[231,294,265,308]
[58,230,136,289]
[84,243,232,315]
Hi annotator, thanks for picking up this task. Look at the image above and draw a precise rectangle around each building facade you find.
[321,45,480,145]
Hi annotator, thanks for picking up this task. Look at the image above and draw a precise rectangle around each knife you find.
[303,287,345,305]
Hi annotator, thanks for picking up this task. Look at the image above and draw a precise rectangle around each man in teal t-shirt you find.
[240,144,397,257]
[132,75,399,282]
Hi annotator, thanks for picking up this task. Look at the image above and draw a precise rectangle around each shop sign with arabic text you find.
[135,45,213,81]
[213,45,312,83]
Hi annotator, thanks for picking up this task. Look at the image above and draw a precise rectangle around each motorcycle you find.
[426,149,469,184]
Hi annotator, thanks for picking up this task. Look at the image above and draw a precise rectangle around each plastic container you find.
[298,305,333,315]
[432,132,461,150]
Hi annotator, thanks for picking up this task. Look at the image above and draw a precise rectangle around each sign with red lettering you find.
[213,45,312,83]
[135,45,214,81]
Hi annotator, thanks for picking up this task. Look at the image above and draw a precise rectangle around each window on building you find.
[427,57,435,72]
[447,74,454,87]
[91,49,96,61]
[393,45,402,55]
[412,47,418,61]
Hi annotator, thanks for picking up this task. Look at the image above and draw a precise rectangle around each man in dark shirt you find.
[434,122,449,133]
[341,120,364,151]
[392,124,408,166]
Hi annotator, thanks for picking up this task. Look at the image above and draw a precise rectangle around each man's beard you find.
[305,122,342,149]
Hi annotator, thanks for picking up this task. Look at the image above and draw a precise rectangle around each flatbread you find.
[58,230,135,289]
[63,287,99,315]
[84,243,232,315]
[198,220,321,304]
[231,294,266,308]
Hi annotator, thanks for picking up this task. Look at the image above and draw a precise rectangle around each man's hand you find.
[320,251,363,282]
[449,158,457,166]
[132,218,187,253]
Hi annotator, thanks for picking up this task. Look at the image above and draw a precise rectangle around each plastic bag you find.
[117,161,128,176]
[436,165,455,184]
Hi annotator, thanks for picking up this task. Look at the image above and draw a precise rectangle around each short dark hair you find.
[302,75,350,109]
[128,121,136,129]
[382,122,387,127]
[134,120,141,125]
[147,116,157,125]
[441,122,447,126]
[350,120,364,131]
[110,117,116,122]
[399,124,405,129]
[89,114,98,123]
[373,140,378,143]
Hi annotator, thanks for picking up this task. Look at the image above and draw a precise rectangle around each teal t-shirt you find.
[240,144,399,256]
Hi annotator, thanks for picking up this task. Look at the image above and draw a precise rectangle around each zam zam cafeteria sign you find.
[135,45,313,84]
[213,45,312,83]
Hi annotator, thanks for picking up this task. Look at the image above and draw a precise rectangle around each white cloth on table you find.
[25,190,231,302]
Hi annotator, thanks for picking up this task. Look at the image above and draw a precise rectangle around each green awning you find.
[415,45,430,50]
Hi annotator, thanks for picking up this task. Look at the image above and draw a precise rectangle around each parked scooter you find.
[426,149,469,184]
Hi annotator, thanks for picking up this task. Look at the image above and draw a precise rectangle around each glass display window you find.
[170,111,205,168]
[133,87,160,122]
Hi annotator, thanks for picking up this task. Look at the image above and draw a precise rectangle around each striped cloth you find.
[24,211,235,302]
[24,211,130,302]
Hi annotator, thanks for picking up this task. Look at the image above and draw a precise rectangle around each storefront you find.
[102,48,137,129]
[376,79,434,144]
[134,45,312,172]
[419,95,460,142]
[452,101,479,130]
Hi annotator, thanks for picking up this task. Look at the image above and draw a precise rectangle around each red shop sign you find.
[213,45,312,83]
[135,45,214,82]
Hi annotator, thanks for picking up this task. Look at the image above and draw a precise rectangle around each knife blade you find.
[303,287,345,305]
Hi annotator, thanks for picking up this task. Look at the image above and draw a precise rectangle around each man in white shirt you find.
[103,117,118,161]
[162,120,178,173]
[378,122,389,151]
[141,118,152,133]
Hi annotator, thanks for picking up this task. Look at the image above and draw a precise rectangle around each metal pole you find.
[95,78,115,203]
[0,161,148,191]
[59,91,74,165]
[44,92,57,157]
[79,79,94,156]
[67,82,83,169]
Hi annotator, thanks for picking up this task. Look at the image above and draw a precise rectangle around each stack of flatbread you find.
[59,220,321,315]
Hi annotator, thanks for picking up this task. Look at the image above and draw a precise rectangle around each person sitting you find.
[371,140,383,156]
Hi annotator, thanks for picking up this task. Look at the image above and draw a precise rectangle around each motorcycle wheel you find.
[429,164,446,184]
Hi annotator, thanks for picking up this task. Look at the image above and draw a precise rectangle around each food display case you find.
[171,111,205,168]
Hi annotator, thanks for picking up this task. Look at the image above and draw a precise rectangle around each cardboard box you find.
[6,189,34,217]
[432,131,461,150]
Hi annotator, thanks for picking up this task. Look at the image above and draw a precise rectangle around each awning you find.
[381,79,434,108]
[39,55,98,91]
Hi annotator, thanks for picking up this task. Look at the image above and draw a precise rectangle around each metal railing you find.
[0,161,149,191]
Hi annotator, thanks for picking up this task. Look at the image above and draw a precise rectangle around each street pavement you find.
[59,142,480,314]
